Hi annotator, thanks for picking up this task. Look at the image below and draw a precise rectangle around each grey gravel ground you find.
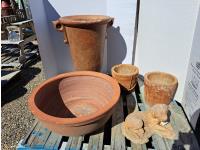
[1,60,45,150]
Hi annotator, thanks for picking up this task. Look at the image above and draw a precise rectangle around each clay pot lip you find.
[58,15,113,26]
[28,71,120,125]
[111,64,139,77]
[144,71,178,86]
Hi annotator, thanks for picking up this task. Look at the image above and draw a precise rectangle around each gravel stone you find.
[1,61,45,150]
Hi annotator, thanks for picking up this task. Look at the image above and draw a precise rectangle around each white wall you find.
[29,0,58,78]
[135,0,200,102]
[29,0,137,77]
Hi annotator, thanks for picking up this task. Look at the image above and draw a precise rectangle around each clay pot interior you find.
[113,64,138,76]
[34,76,114,119]
[59,76,114,117]
[58,15,113,25]
[34,79,75,118]
[145,72,177,86]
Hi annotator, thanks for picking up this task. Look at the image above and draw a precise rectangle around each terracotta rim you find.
[59,15,113,26]
[28,71,120,125]
[111,64,139,77]
[144,71,178,86]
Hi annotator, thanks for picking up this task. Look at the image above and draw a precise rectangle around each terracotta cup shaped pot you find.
[28,71,120,136]
[52,15,114,71]
[111,64,139,91]
[144,71,178,106]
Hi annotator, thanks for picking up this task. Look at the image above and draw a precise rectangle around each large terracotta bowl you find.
[28,71,120,136]
[111,64,139,91]
[144,71,178,106]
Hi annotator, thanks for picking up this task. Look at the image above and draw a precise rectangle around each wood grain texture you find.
[30,124,51,149]
[21,120,38,145]
[65,136,84,150]
[169,102,200,150]
[26,121,42,146]
[87,131,104,150]
[44,132,62,150]
[111,96,126,150]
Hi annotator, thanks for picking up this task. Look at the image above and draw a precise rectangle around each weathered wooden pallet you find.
[1,70,21,87]
[17,81,200,150]
[1,43,39,69]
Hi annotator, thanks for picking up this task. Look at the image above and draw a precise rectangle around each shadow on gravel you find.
[1,66,41,107]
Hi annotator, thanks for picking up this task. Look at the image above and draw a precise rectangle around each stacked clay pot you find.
[111,64,139,91]
[144,71,178,106]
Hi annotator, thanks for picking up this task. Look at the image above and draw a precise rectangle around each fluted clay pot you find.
[28,71,120,136]
[52,15,114,71]
[111,64,139,91]
[144,71,178,106]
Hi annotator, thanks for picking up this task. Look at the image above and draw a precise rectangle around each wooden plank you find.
[110,96,126,150]
[26,122,43,146]
[65,136,84,150]
[4,57,18,64]
[44,132,62,150]
[30,124,52,149]
[82,143,88,150]
[21,120,38,145]
[60,142,67,150]
[104,145,111,150]
[168,102,200,150]
[1,62,21,68]
[2,56,13,63]
[1,70,20,81]
[126,93,147,150]
[11,19,33,26]
[87,131,104,150]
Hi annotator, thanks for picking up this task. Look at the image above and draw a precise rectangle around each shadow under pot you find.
[28,71,120,136]
[111,64,139,92]
[52,15,114,71]
[144,71,178,106]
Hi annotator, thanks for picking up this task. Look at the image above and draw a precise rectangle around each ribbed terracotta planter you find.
[144,72,178,106]
[52,15,114,71]
[28,71,120,136]
[111,64,139,91]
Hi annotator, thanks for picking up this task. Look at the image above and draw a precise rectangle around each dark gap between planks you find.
[122,92,131,147]
[103,117,112,145]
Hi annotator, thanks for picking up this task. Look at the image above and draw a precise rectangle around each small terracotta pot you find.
[52,15,114,71]
[111,64,139,91]
[144,71,178,106]
[28,71,120,136]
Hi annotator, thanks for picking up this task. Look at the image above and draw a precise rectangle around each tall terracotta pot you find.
[144,71,178,106]
[52,15,114,71]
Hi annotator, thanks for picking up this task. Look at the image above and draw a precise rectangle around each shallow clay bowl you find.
[144,71,178,106]
[28,71,120,136]
[111,64,139,92]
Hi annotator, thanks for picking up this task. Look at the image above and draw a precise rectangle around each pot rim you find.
[58,15,113,26]
[111,64,139,77]
[28,71,120,125]
[144,71,178,86]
